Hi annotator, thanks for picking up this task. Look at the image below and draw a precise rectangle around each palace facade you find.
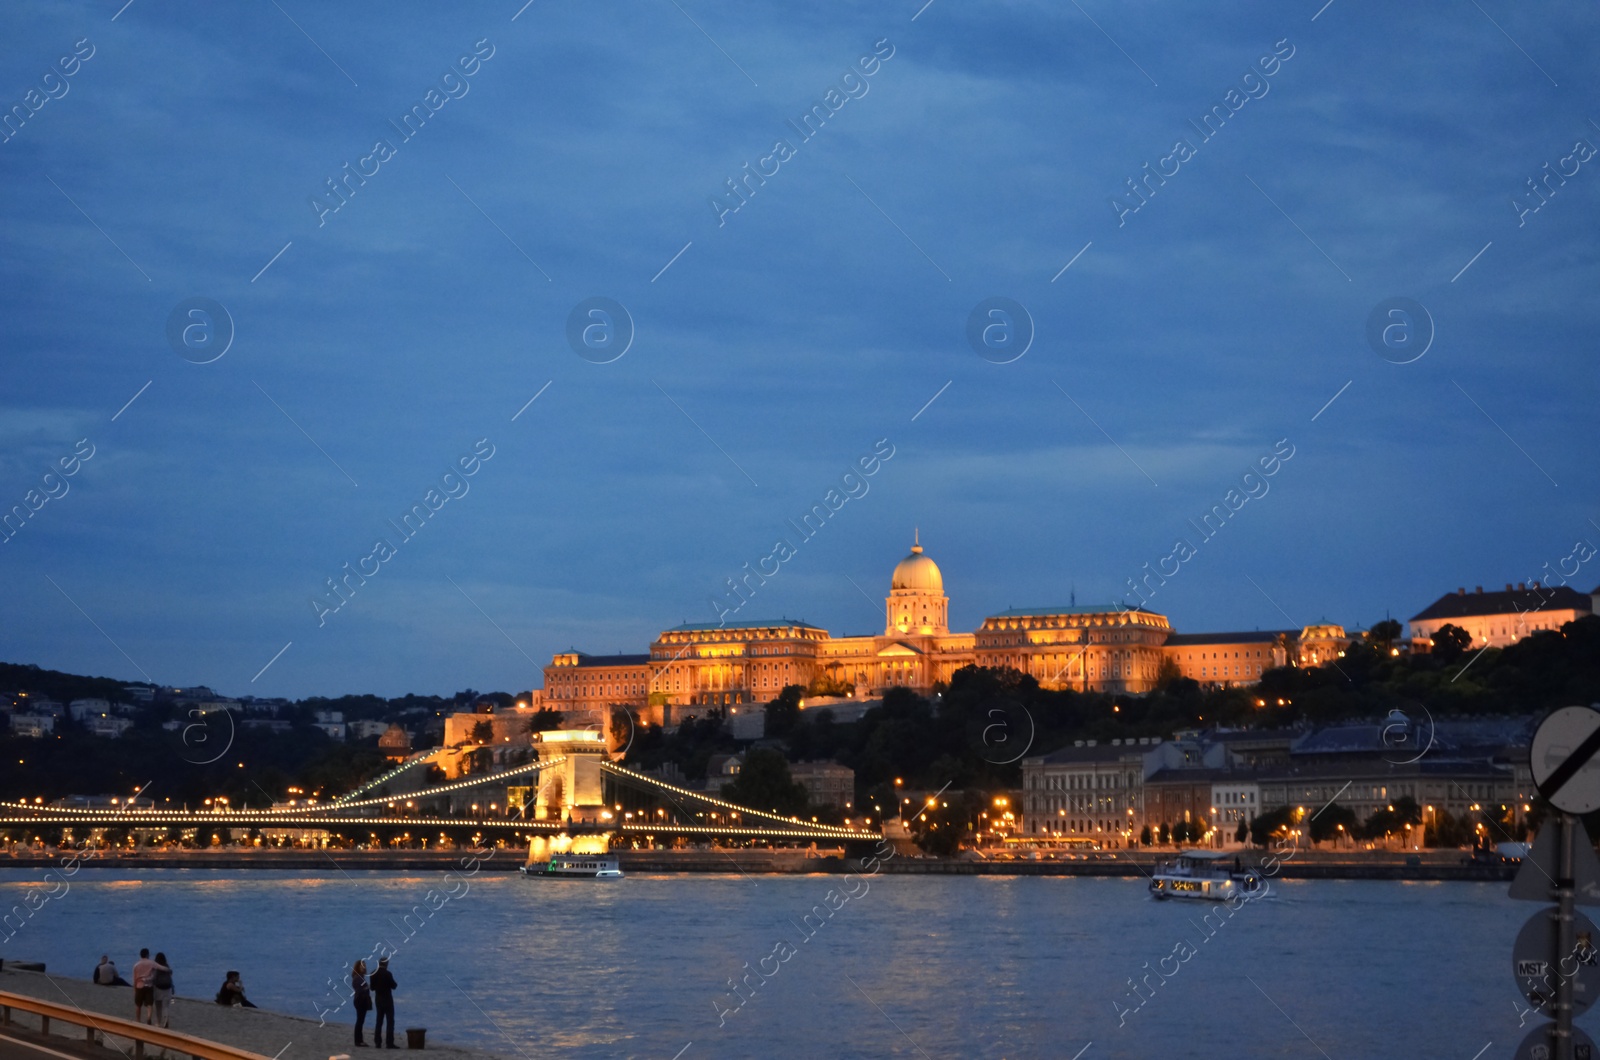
[541,535,1348,728]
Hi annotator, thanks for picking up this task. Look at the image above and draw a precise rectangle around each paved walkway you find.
[0,969,507,1060]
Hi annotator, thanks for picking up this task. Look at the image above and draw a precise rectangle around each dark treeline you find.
[624,616,1600,810]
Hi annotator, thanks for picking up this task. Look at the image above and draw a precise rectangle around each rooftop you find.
[986,604,1164,619]
[662,618,823,634]
[1164,630,1294,646]
[1411,584,1593,622]
[568,653,650,667]
[1291,715,1535,756]
[1028,739,1161,765]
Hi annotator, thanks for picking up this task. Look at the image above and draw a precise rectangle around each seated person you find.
[215,970,258,1008]
[92,955,131,986]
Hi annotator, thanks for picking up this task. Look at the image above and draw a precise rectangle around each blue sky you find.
[2,0,1596,699]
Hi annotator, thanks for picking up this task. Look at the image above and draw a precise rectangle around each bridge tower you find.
[527,730,615,857]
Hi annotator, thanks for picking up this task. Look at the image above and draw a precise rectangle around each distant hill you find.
[0,661,148,706]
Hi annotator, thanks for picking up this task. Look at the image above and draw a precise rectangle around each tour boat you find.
[520,854,624,879]
[1148,850,1263,902]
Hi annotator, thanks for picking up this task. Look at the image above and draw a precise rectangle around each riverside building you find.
[539,534,1349,729]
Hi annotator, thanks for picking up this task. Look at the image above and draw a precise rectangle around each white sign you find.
[1532,707,1600,814]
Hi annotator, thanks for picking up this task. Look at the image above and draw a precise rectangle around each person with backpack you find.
[351,959,373,1046]
[369,956,398,1048]
[151,953,174,1027]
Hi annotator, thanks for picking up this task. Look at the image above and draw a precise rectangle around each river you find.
[0,864,1548,1058]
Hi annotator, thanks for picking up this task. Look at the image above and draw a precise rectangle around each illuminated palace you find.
[541,535,1347,727]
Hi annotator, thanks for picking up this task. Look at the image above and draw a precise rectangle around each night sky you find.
[3,1,1595,699]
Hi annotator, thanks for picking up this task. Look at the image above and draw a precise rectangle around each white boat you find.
[1148,850,1263,901]
[520,854,624,879]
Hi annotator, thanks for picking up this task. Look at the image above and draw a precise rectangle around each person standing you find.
[131,949,157,1024]
[151,953,174,1028]
[369,956,397,1049]
[351,960,372,1047]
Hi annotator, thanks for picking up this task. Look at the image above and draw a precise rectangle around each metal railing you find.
[0,989,273,1060]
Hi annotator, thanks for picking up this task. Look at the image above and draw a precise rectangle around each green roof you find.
[664,617,824,633]
[988,604,1161,618]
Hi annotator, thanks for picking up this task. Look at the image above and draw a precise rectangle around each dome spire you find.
[912,527,922,554]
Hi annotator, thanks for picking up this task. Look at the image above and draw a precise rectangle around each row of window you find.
[1035,772,1131,790]
[1030,820,1118,834]
[1030,795,1122,813]
[1189,664,1265,679]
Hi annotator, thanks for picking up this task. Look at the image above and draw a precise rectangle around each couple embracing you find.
[350,955,398,1047]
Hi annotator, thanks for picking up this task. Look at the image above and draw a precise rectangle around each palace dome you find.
[891,534,944,593]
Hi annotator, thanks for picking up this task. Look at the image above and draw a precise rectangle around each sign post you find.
[1560,813,1579,1059]
[1519,706,1600,1060]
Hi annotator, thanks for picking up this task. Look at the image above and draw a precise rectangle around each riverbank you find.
[0,847,1517,880]
[0,966,510,1060]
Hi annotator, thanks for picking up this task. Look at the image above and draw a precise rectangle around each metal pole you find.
[1556,812,1576,1060]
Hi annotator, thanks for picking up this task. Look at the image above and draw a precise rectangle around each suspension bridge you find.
[0,730,882,849]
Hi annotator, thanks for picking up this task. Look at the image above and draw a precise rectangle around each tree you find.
[720,749,809,816]
[1308,802,1359,845]
[806,668,851,697]
[1139,825,1153,846]
[467,746,495,774]
[528,708,564,731]
[765,686,802,739]
[1427,808,1472,848]
[1361,796,1421,842]
[908,790,981,856]
[1366,619,1403,650]
[469,719,494,744]
[1158,823,1170,845]
[1250,806,1296,847]
[1153,656,1182,690]
[787,708,838,762]
[610,708,637,749]
[1274,631,1297,668]
[1234,820,1248,843]
[1431,623,1472,663]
